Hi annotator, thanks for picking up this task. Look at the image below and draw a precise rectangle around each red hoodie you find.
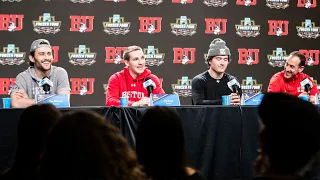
[106,67,165,106]
[267,71,318,96]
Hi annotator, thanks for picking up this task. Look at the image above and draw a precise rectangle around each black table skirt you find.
[0,106,262,180]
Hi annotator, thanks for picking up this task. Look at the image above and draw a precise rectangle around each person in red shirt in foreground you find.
[267,51,318,104]
[106,45,165,106]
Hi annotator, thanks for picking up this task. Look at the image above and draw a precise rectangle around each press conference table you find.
[0,105,274,180]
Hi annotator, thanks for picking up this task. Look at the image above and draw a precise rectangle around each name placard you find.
[243,93,264,105]
[151,94,181,106]
[35,94,70,108]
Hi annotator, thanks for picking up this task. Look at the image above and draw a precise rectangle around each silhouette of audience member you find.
[40,110,145,180]
[0,104,61,180]
[254,93,320,180]
[136,107,206,180]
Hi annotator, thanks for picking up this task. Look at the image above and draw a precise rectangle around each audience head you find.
[41,110,145,180]
[257,93,320,174]
[136,106,188,179]
[3,104,61,178]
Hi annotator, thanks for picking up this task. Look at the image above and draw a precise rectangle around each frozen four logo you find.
[267,48,289,67]
[296,19,320,39]
[170,16,197,36]
[137,0,163,5]
[143,46,165,66]
[171,76,192,97]
[0,44,26,65]
[203,0,228,7]
[235,17,260,37]
[33,13,61,34]
[68,45,97,66]
[103,14,130,35]
[266,0,289,9]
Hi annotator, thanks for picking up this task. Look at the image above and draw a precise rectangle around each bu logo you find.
[70,16,94,32]
[0,78,16,95]
[236,0,257,6]
[173,48,196,65]
[105,47,127,64]
[299,50,319,66]
[52,46,59,63]
[139,17,162,33]
[238,48,259,65]
[0,14,24,31]
[205,18,227,35]
[268,20,289,36]
[297,0,317,8]
[172,0,193,3]
[70,78,95,95]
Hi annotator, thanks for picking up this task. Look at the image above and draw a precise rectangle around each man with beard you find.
[267,51,317,104]
[10,39,71,108]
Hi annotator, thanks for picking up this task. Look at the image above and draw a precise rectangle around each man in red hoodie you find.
[267,51,318,104]
[106,45,165,106]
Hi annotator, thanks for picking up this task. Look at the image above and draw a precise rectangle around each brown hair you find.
[41,110,145,180]
[288,51,306,67]
[123,45,143,61]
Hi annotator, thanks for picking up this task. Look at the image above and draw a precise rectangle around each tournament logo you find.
[266,0,289,9]
[173,48,196,65]
[238,48,259,65]
[170,16,197,36]
[267,48,289,67]
[103,14,130,35]
[203,0,228,7]
[236,0,257,6]
[205,18,227,35]
[105,0,126,2]
[70,15,94,32]
[241,77,263,104]
[296,19,320,39]
[105,47,127,64]
[172,0,193,4]
[241,77,263,94]
[235,17,260,37]
[68,45,97,66]
[33,13,61,34]
[0,44,26,65]
[1,0,22,2]
[139,17,162,34]
[0,14,24,32]
[137,0,163,5]
[70,0,95,3]
[268,20,289,36]
[70,78,95,95]
[297,0,316,8]
[299,49,319,66]
[172,76,192,97]
[143,46,165,66]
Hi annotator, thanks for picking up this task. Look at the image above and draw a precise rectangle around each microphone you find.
[300,78,313,95]
[38,76,53,94]
[143,77,156,97]
[227,78,241,94]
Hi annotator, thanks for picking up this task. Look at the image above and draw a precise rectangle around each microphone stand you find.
[148,93,153,106]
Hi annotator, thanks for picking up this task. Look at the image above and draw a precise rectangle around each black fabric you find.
[102,106,259,180]
[189,171,207,180]
[191,72,242,105]
[3,106,312,180]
